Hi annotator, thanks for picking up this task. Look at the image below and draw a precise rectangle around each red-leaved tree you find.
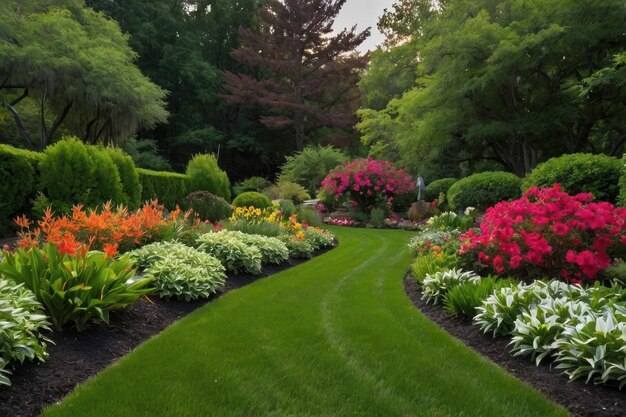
[222,0,370,151]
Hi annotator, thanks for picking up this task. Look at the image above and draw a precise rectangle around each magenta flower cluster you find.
[320,158,415,213]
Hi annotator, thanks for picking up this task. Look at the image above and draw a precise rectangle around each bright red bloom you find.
[459,185,626,282]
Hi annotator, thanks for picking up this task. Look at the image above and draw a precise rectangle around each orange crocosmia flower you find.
[103,243,118,259]
[432,245,442,252]
[57,233,81,256]
[14,215,32,229]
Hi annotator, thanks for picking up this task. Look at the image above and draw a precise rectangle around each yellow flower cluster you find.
[229,206,281,224]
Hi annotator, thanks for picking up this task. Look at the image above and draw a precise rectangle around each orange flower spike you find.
[14,215,32,230]
[103,243,118,259]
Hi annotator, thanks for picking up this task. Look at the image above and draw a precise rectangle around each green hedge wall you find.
[137,168,189,210]
[0,145,42,233]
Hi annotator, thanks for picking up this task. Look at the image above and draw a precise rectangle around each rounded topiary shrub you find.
[186,154,231,201]
[425,178,457,202]
[104,147,141,209]
[448,172,521,211]
[185,191,233,222]
[522,153,622,203]
[232,191,272,209]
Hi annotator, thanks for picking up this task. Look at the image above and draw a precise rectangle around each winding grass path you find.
[42,227,567,417]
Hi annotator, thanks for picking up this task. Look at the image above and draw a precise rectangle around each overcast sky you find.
[333,0,395,52]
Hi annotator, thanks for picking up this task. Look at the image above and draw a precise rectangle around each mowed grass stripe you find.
[41,227,568,417]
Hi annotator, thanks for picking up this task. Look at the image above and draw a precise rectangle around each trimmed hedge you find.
[104,147,141,209]
[137,168,189,210]
[522,153,622,203]
[448,172,521,211]
[0,145,39,232]
[425,178,457,202]
[615,154,625,207]
[232,191,272,209]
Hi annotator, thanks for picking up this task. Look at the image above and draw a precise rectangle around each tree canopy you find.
[222,0,370,152]
[0,0,168,149]
[358,0,626,179]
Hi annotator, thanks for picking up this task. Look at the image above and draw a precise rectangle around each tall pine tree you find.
[222,0,370,151]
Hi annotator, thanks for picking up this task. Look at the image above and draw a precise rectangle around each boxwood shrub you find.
[447,172,521,211]
[232,191,272,209]
[522,153,622,203]
[425,178,457,202]
[185,191,232,222]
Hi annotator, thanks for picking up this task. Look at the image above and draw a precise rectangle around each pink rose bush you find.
[320,158,415,213]
[459,185,626,283]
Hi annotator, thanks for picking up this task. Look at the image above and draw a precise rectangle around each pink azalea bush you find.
[459,185,626,283]
[320,158,415,213]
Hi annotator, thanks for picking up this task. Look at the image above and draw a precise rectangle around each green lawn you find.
[41,227,568,417]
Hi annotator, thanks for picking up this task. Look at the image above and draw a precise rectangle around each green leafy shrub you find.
[39,137,97,214]
[522,153,622,203]
[555,309,626,388]
[129,242,226,301]
[186,154,231,201]
[233,177,271,196]
[0,244,154,331]
[224,219,282,237]
[196,232,263,274]
[425,210,476,232]
[0,145,36,233]
[618,154,626,206]
[86,146,124,206]
[122,138,171,171]
[232,191,272,209]
[0,279,50,386]
[185,191,233,222]
[277,181,310,204]
[447,171,522,211]
[137,168,189,210]
[278,234,314,259]
[104,147,141,209]
[219,231,289,265]
[369,207,385,228]
[425,178,457,202]
[445,277,515,318]
[605,260,626,286]
[509,297,590,365]
[279,145,347,194]
[303,228,335,250]
[277,199,296,217]
[421,269,481,305]
[410,253,459,284]
[296,206,323,227]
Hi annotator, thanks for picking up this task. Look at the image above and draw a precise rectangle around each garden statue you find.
[416,176,425,202]
[408,176,435,220]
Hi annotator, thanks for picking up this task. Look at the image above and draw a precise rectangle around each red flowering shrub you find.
[320,158,415,213]
[459,185,626,283]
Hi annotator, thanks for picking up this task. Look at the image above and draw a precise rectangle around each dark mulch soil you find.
[404,276,626,417]
[0,251,331,417]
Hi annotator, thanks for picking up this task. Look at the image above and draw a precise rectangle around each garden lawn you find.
[41,227,568,417]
